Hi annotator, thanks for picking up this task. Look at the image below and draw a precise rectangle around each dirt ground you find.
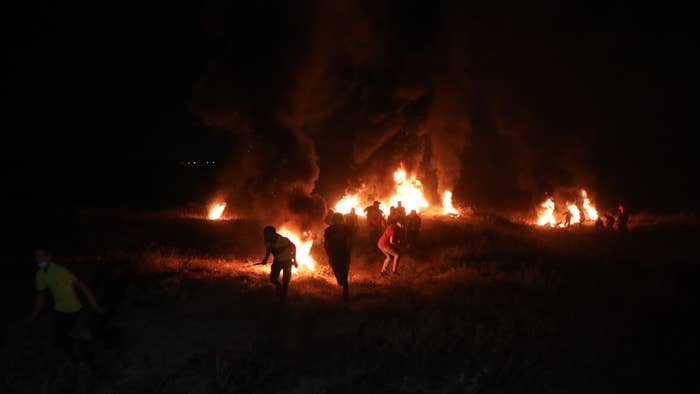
[1,211,698,393]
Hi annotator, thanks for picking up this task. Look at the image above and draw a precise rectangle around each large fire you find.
[208,203,226,220]
[442,191,459,216]
[537,198,557,227]
[388,167,429,214]
[333,194,366,216]
[278,228,315,273]
[536,189,599,228]
[332,165,459,217]
[582,190,598,221]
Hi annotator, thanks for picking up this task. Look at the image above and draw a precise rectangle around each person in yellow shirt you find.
[259,226,297,303]
[29,250,104,364]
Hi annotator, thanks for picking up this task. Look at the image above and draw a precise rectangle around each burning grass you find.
[2,212,698,393]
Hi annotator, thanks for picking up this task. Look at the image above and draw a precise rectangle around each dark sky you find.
[2,1,696,213]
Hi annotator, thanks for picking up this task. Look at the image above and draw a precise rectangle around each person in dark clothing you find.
[405,209,421,247]
[387,206,398,225]
[604,213,616,230]
[364,201,386,245]
[259,226,297,303]
[395,201,407,224]
[345,208,359,241]
[324,209,335,226]
[324,213,352,307]
[617,204,629,231]
[562,210,573,227]
[595,216,604,230]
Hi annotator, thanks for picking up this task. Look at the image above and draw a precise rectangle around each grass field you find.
[1,211,698,393]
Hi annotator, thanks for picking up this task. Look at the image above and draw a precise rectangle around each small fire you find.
[278,228,315,273]
[581,190,598,221]
[208,203,226,220]
[389,166,429,214]
[333,194,366,216]
[537,198,556,227]
[442,191,459,216]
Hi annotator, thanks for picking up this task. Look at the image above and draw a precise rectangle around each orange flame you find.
[537,198,556,227]
[208,203,226,220]
[442,191,459,216]
[567,203,581,224]
[333,194,366,216]
[278,228,315,273]
[581,190,598,221]
[389,166,429,214]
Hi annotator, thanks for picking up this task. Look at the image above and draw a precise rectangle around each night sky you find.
[3,1,695,214]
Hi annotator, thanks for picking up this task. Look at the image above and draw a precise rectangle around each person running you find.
[378,221,403,276]
[259,226,297,303]
[28,250,104,367]
[324,213,352,307]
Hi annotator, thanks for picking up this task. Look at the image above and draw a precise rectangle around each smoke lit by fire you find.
[208,203,226,220]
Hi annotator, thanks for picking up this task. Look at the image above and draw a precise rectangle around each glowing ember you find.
[333,194,366,216]
[278,228,315,273]
[208,203,226,220]
[537,198,556,227]
[389,166,429,214]
[442,191,459,216]
[567,203,581,224]
[581,190,598,221]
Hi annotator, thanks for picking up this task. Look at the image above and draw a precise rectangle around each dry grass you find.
[1,213,698,393]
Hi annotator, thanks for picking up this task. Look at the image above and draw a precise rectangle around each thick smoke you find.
[191,0,614,214]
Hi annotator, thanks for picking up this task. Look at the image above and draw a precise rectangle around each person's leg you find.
[380,248,392,274]
[53,311,80,363]
[391,250,401,273]
[281,262,292,302]
[270,263,282,293]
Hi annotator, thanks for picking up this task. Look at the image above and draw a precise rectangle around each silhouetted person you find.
[617,204,629,231]
[345,208,359,241]
[378,222,403,276]
[405,209,421,247]
[324,213,352,307]
[395,201,407,224]
[604,213,616,230]
[260,226,297,303]
[595,216,604,230]
[563,210,573,227]
[324,209,335,226]
[387,206,398,225]
[364,201,386,245]
[28,250,104,369]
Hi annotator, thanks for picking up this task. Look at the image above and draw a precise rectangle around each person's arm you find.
[75,279,105,314]
[260,249,270,265]
[28,292,46,322]
[290,243,298,267]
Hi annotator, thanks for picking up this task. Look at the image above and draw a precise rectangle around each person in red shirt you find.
[378,221,402,276]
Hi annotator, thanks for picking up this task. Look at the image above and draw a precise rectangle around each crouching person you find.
[260,226,297,304]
